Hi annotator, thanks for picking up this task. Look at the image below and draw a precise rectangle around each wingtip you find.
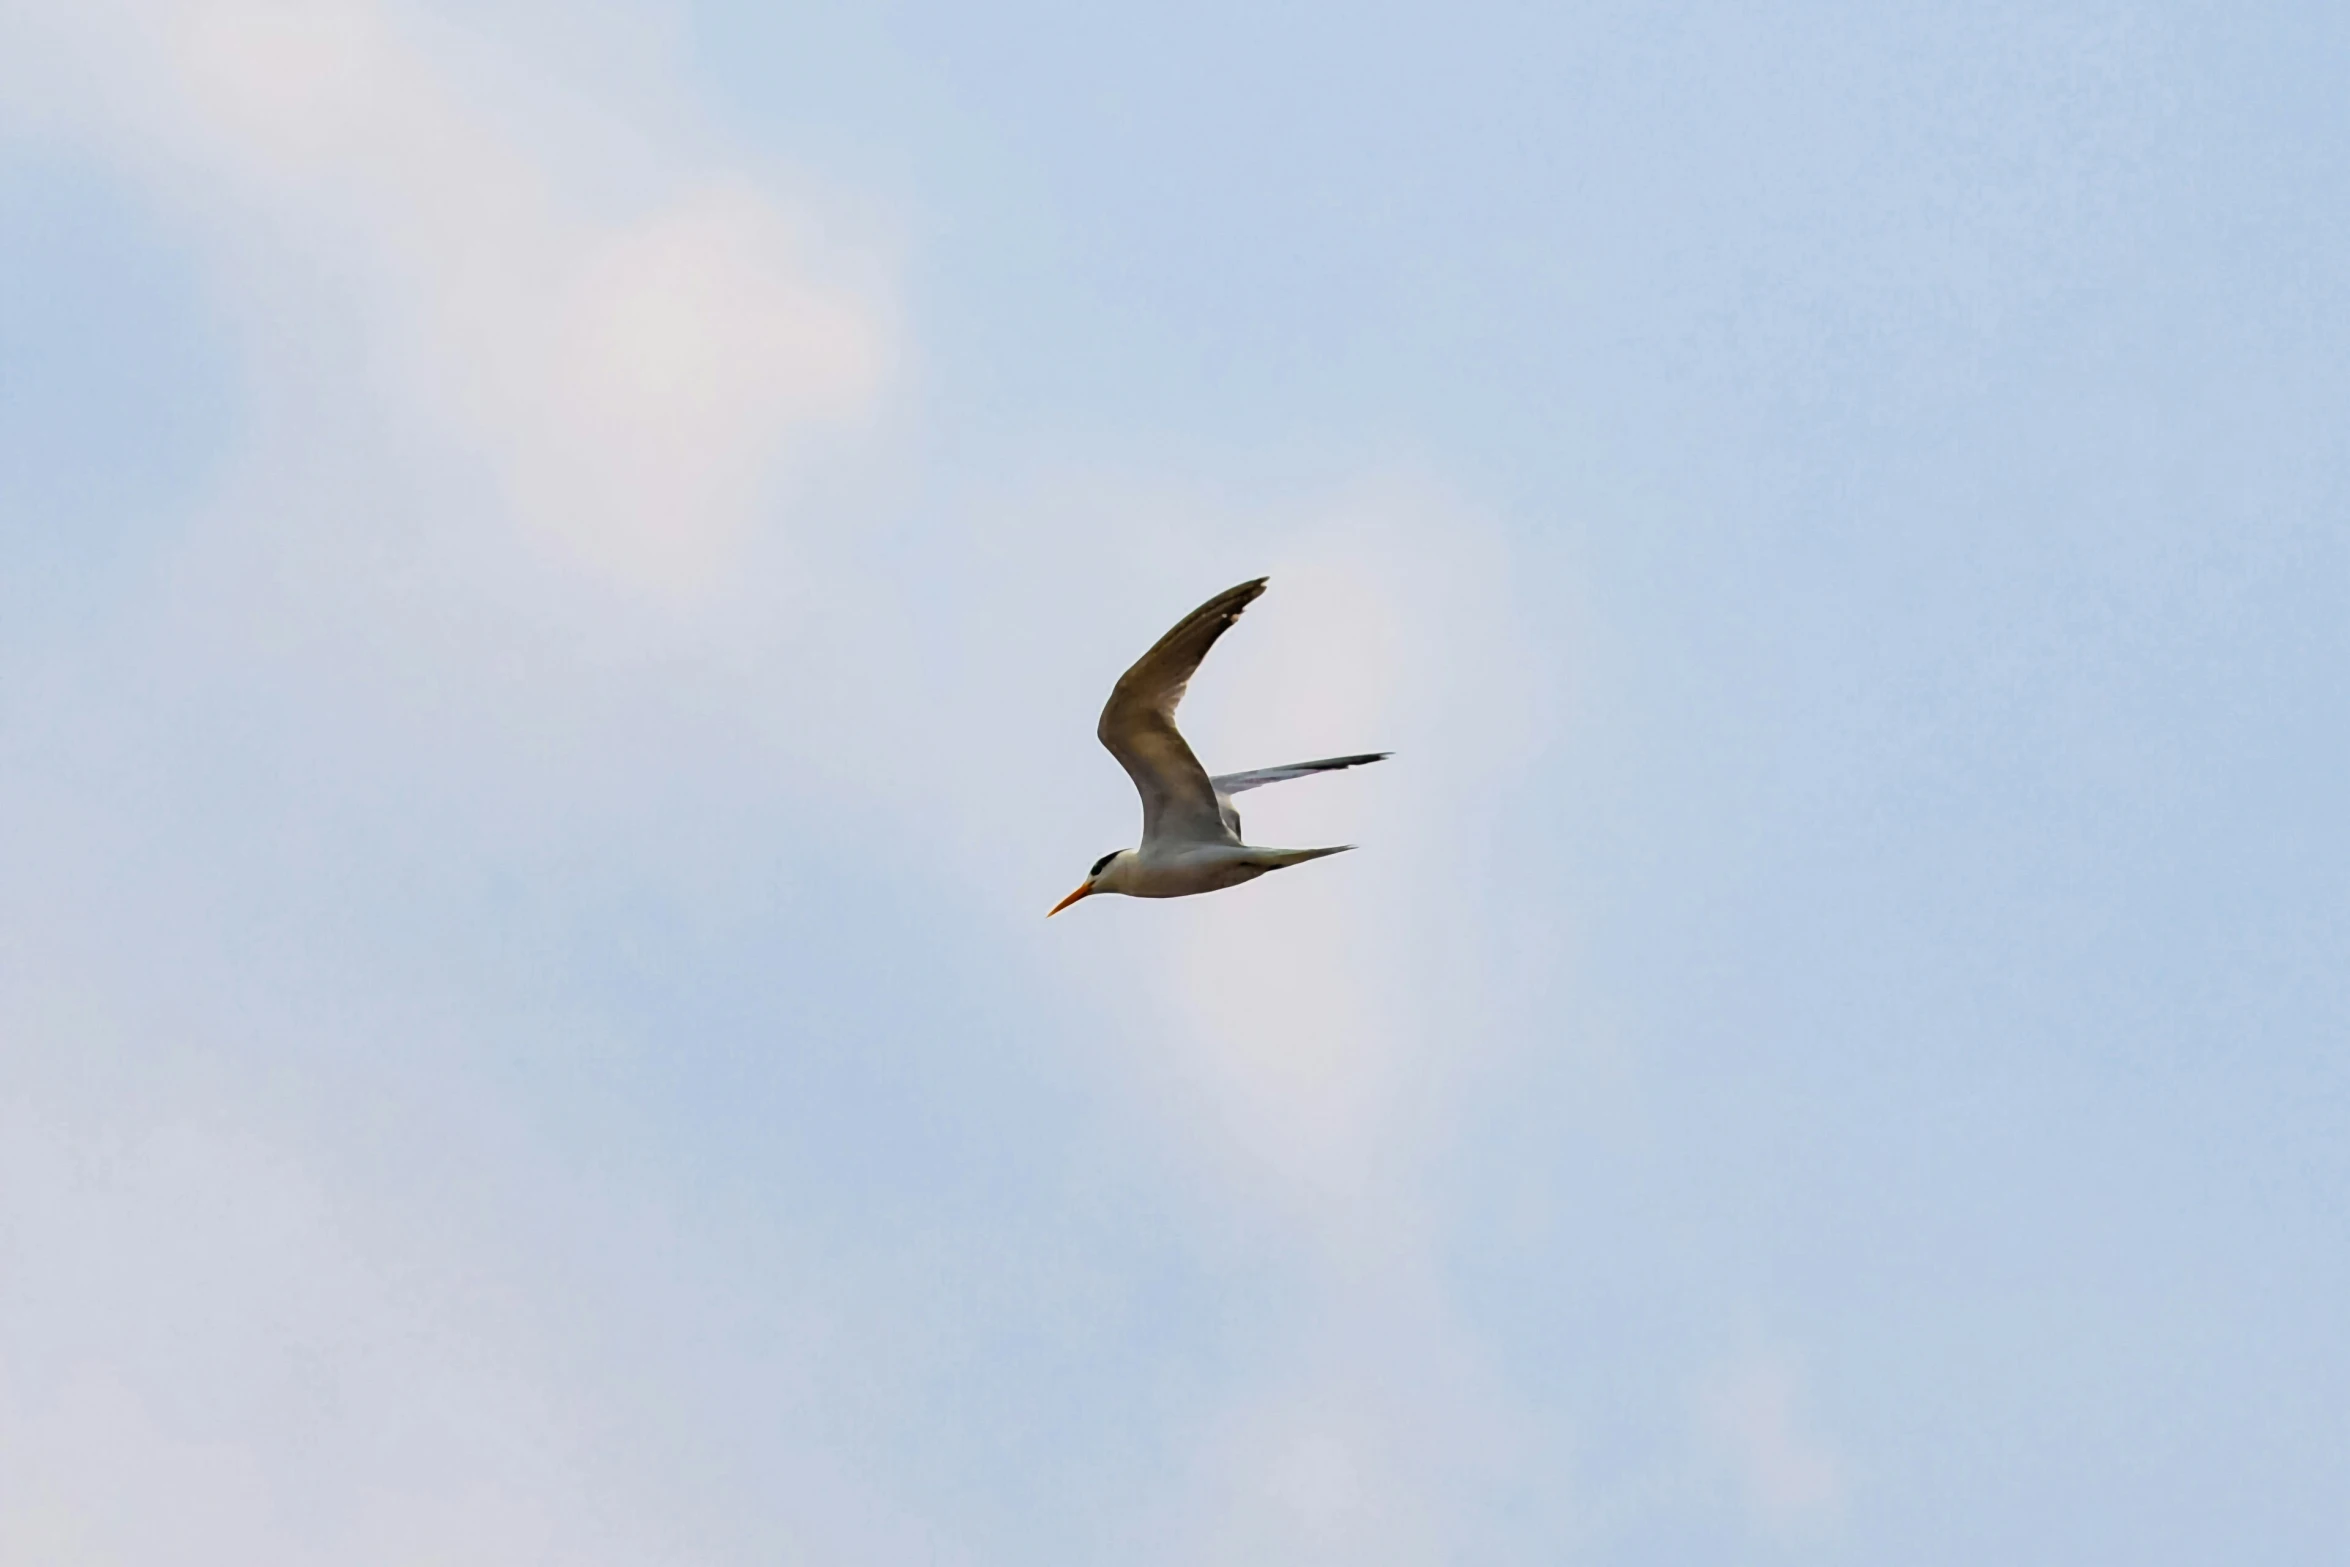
[1213,577,1269,624]
[1204,578,1268,624]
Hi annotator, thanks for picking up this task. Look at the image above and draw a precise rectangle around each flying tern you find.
[1049,578,1387,916]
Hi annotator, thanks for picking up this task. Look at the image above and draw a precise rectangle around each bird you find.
[1049,577,1388,915]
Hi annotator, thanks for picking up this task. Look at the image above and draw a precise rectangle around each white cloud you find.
[1163,1252,1565,1566]
[0,6,922,1561]
[0,1111,602,1567]
[5,0,890,598]
[1700,1351,1846,1536]
[522,180,882,587]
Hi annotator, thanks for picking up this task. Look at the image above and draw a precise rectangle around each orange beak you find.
[1047,882,1094,917]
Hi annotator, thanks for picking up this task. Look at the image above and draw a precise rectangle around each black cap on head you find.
[1088,850,1122,878]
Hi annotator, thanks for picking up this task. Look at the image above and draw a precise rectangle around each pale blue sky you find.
[2,1,2345,1562]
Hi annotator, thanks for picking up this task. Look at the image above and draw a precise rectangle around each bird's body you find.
[1088,837,1355,901]
[1051,578,1386,914]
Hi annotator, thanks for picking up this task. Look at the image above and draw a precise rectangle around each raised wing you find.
[1098,578,1265,848]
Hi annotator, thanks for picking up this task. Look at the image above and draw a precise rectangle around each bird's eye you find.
[1089,851,1120,877]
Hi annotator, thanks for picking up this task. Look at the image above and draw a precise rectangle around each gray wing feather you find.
[1209,752,1391,796]
[1098,578,1266,848]
[1208,752,1389,844]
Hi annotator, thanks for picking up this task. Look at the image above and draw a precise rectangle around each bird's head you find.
[1049,849,1130,916]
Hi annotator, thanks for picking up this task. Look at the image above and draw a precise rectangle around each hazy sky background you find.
[3,1,2345,1561]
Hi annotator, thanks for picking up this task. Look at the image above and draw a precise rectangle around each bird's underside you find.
[1053,577,1386,912]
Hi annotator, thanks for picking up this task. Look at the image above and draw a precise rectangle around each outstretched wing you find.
[1098,578,1265,848]
[1210,752,1390,796]
[1209,752,1390,844]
